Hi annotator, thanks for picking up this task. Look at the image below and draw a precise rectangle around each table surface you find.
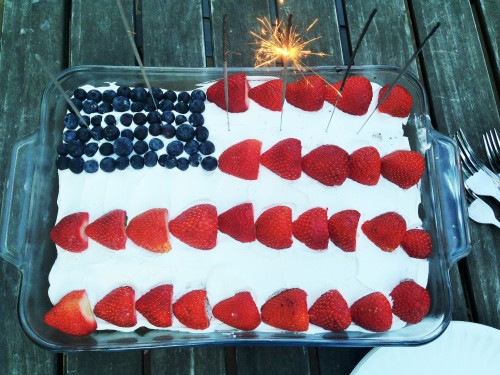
[0,0,498,374]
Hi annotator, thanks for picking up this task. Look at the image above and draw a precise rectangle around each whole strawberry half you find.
[207,73,250,112]
[302,145,349,186]
[173,289,210,330]
[136,284,173,328]
[44,290,97,336]
[85,209,127,250]
[328,210,361,252]
[126,208,171,253]
[218,139,262,180]
[218,203,256,243]
[94,286,137,327]
[381,150,425,189]
[212,291,261,331]
[255,206,293,249]
[390,280,430,324]
[260,138,302,180]
[308,290,352,331]
[286,75,326,111]
[348,146,381,186]
[292,207,329,250]
[248,79,283,111]
[361,212,407,252]
[169,204,218,250]
[378,84,413,118]
[325,76,373,115]
[50,212,89,252]
[261,288,309,331]
[350,292,392,332]
[401,229,432,259]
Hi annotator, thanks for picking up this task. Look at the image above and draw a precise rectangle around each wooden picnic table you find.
[0,0,498,374]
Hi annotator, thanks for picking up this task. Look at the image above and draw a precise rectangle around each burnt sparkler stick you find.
[325,8,377,132]
[223,14,230,131]
[357,22,441,134]
[279,14,293,131]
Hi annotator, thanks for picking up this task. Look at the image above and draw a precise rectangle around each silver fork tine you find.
[456,129,482,174]
[483,129,500,174]
[464,183,479,204]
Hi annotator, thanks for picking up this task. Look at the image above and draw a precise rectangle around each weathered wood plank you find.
[64,352,143,375]
[317,347,370,375]
[236,346,311,375]
[149,347,226,375]
[477,0,499,82]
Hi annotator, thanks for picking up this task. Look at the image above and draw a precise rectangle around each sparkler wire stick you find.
[280,14,293,131]
[357,22,441,134]
[223,14,230,131]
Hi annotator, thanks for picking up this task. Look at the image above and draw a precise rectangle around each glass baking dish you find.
[0,66,470,351]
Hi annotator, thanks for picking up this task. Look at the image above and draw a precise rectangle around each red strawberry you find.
[361,212,407,252]
[260,138,302,180]
[261,288,309,331]
[248,79,283,111]
[173,289,210,330]
[169,204,218,250]
[390,280,430,324]
[218,203,256,243]
[292,207,329,250]
[302,145,349,186]
[50,212,89,252]
[85,209,127,250]
[255,206,292,249]
[350,292,392,332]
[378,84,413,118]
[286,75,326,111]
[328,210,361,252]
[308,290,352,331]
[401,229,432,259]
[348,146,381,186]
[126,208,171,253]
[381,150,425,189]
[136,285,173,328]
[207,73,250,112]
[325,76,373,115]
[212,291,261,331]
[44,290,97,336]
[94,286,137,327]
[218,139,262,180]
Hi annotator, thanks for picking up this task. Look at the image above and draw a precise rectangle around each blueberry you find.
[162,111,175,124]
[150,87,163,100]
[134,125,148,140]
[87,89,102,102]
[144,151,158,167]
[158,154,168,167]
[159,99,174,112]
[184,140,199,155]
[116,156,130,170]
[67,140,85,157]
[121,128,134,140]
[57,143,69,156]
[201,156,218,171]
[91,115,103,127]
[195,126,209,142]
[63,130,77,143]
[78,115,91,127]
[73,88,87,101]
[133,140,148,155]
[117,86,131,98]
[82,99,98,114]
[174,101,189,114]
[112,96,131,112]
[69,157,85,174]
[133,112,147,125]
[165,156,178,169]
[120,113,133,126]
[189,153,202,167]
[130,154,145,169]
[147,111,162,124]
[98,102,113,114]
[114,137,134,157]
[199,140,215,155]
[130,101,145,112]
[77,127,91,143]
[178,91,191,103]
[189,113,204,127]
[64,113,79,130]
[102,89,117,103]
[177,157,189,171]
[167,140,184,157]
[175,114,187,125]
[176,124,195,142]
[56,155,70,170]
[149,138,164,151]
[189,99,205,114]
[69,98,83,112]
[84,142,99,157]
[162,123,176,139]
[191,89,206,102]
[149,122,162,136]
[163,90,177,102]
[144,97,159,112]
[130,87,147,102]
[100,157,116,173]
[104,114,116,125]
[84,159,99,173]
[99,142,114,156]
[90,126,104,141]
[104,125,120,141]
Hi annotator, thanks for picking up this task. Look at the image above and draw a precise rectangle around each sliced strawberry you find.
[308,290,352,331]
[126,208,171,253]
[350,292,392,332]
[85,209,127,250]
[401,229,432,259]
[173,289,210,330]
[261,288,309,331]
[381,150,425,189]
[378,84,413,118]
[348,146,381,186]
[390,280,430,324]
[218,139,262,180]
[136,285,173,328]
[361,212,407,252]
[325,76,373,115]
[286,75,326,111]
[207,73,250,112]
[212,291,261,331]
[328,210,361,252]
[169,204,218,250]
[255,206,292,249]
[218,203,256,243]
[50,212,89,252]
[260,138,302,180]
[292,207,329,250]
[93,286,136,327]
[248,79,283,111]
[302,145,349,186]
[44,290,97,336]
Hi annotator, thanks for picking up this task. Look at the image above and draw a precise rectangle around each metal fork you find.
[464,183,500,228]
[483,129,500,175]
